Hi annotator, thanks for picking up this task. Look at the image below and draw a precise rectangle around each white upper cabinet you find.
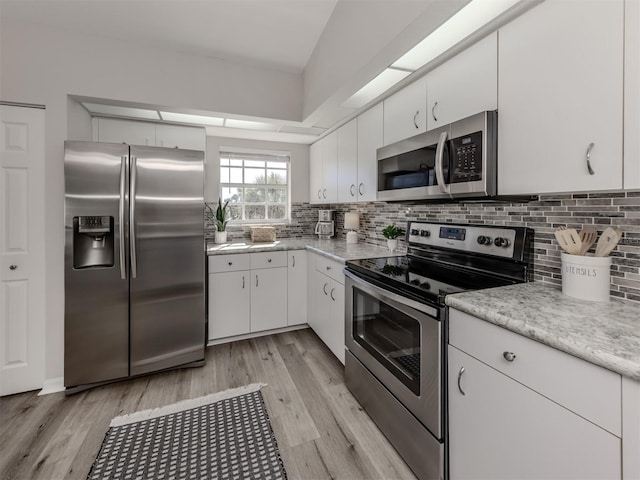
[95,118,206,151]
[337,119,358,203]
[155,124,206,151]
[624,0,640,190]
[383,76,427,146]
[426,32,497,130]
[309,140,323,204]
[357,103,383,202]
[96,118,156,146]
[497,0,624,195]
[309,132,338,204]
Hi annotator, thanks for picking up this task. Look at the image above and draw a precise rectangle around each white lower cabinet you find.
[287,250,307,326]
[448,308,621,479]
[307,252,345,364]
[208,252,287,341]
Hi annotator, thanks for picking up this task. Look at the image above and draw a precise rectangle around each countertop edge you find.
[446,294,640,382]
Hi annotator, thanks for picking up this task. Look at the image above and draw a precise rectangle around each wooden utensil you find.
[554,227,582,255]
[594,227,622,257]
[578,227,598,255]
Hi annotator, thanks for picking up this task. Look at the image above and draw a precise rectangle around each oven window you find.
[353,288,421,395]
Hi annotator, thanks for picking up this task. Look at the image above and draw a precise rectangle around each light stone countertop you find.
[446,282,640,381]
[206,237,396,263]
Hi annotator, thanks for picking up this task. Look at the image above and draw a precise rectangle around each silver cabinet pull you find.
[326,265,331,270]
[457,367,466,395]
[228,261,233,266]
[323,283,328,295]
[292,256,295,268]
[503,351,516,362]
[359,183,364,196]
[413,110,420,129]
[119,155,127,280]
[330,288,336,301]
[242,276,245,289]
[317,189,322,199]
[268,258,272,263]
[432,101,438,122]
[256,274,259,287]
[323,188,327,199]
[586,142,595,175]
[9,265,17,270]
[350,184,356,196]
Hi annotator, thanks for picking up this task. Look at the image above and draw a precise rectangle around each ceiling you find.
[0,0,338,74]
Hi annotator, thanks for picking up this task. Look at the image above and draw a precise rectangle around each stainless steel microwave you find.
[377,110,497,201]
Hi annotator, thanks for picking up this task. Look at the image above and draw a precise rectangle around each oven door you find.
[344,271,443,439]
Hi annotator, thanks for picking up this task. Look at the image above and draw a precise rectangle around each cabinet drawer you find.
[250,251,287,270]
[208,254,250,273]
[449,308,621,436]
[315,255,345,285]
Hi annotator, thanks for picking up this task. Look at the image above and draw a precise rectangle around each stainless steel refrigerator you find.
[64,141,205,391]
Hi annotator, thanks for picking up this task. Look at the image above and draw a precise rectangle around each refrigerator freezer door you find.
[129,146,205,375]
[64,141,130,387]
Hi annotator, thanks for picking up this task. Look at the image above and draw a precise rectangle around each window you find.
[220,149,290,223]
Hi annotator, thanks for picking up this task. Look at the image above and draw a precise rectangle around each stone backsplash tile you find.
[206,192,640,303]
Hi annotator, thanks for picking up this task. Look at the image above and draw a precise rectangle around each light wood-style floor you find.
[0,328,416,480]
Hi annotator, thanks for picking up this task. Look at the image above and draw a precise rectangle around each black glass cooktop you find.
[345,255,518,307]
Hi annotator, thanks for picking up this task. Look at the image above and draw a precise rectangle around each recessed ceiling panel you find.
[82,103,160,120]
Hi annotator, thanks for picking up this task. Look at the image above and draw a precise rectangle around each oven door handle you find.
[344,270,438,318]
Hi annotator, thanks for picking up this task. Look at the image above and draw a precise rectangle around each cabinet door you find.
[156,124,205,151]
[383,77,427,146]
[309,140,323,204]
[307,261,322,334]
[287,250,307,326]
[208,271,250,340]
[97,118,156,146]
[426,32,497,130]
[322,131,338,203]
[357,103,383,202]
[251,267,287,332]
[337,119,358,203]
[327,279,345,365]
[498,0,624,195]
[448,345,620,479]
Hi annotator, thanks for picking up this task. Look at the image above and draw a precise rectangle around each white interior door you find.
[0,104,46,396]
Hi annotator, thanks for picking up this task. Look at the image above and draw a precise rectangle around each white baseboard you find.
[38,377,65,396]
[207,324,309,346]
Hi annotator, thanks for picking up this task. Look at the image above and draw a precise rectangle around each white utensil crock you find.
[561,252,611,302]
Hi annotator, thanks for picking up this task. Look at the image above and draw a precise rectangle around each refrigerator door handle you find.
[130,155,138,279]
[119,155,128,280]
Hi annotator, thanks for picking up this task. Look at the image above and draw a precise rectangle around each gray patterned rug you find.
[88,383,288,480]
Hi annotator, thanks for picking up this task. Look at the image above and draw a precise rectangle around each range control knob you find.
[494,237,511,248]
[410,229,420,236]
[419,230,430,237]
[477,235,492,245]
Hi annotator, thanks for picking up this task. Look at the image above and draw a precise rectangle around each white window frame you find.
[219,146,291,225]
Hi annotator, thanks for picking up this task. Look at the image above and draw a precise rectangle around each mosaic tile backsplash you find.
[206,192,640,303]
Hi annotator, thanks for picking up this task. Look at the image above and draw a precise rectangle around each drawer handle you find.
[256,275,259,287]
[292,255,295,267]
[268,258,272,263]
[228,261,233,266]
[323,283,328,295]
[326,266,331,270]
[503,351,516,362]
[242,276,245,289]
[457,367,466,396]
[9,265,17,270]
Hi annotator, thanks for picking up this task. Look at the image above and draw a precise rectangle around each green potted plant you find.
[382,224,405,252]
[214,198,230,244]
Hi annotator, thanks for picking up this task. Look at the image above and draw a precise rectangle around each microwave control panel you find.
[450,131,482,183]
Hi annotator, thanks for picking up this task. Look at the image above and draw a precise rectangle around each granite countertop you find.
[446,282,640,381]
[207,237,395,263]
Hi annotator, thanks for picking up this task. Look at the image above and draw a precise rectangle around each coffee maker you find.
[315,210,335,239]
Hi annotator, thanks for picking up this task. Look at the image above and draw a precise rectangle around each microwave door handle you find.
[435,131,451,196]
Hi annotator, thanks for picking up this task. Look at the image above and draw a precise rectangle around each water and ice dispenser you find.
[72,215,115,269]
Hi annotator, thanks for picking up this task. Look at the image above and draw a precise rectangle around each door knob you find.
[9,265,17,270]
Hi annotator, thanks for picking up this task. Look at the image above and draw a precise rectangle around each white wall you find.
[0,19,303,382]
[205,136,309,204]
[66,98,92,141]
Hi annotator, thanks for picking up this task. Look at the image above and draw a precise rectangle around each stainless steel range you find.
[344,221,533,480]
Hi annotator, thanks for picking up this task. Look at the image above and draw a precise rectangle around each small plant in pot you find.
[214,198,230,244]
[382,224,405,252]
